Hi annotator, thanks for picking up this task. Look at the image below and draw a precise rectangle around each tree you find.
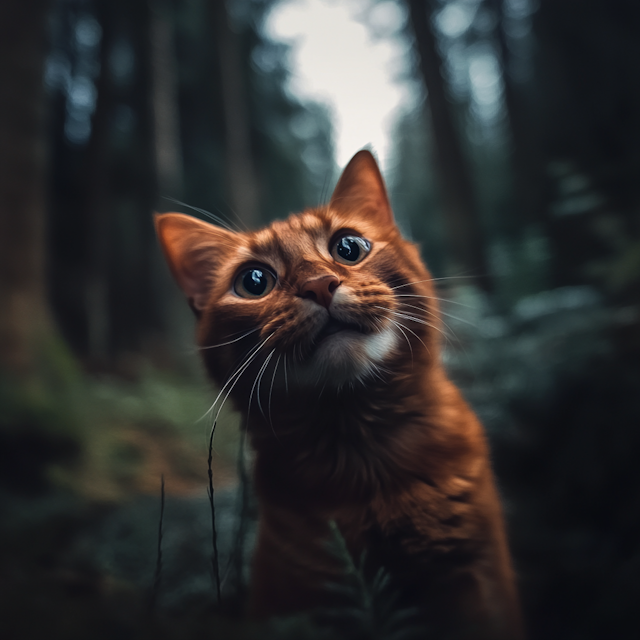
[212,0,260,227]
[0,0,54,380]
[407,0,491,290]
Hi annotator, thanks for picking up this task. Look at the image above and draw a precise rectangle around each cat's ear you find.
[329,150,394,227]
[155,213,235,313]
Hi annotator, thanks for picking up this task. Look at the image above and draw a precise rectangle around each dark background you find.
[1,1,639,638]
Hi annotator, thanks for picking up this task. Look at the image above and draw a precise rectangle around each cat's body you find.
[156,151,523,639]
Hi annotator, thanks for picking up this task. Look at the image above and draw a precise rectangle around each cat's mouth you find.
[314,317,362,344]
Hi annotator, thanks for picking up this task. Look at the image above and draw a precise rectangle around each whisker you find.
[195,327,260,351]
[268,353,282,431]
[390,275,477,291]
[248,347,276,423]
[379,307,453,347]
[256,349,276,420]
[161,196,241,232]
[394,294,473,309]
[210,337,276,432]
[432,307,479,329]
[377,306,430,354]
[375,306,429,327]
[397,302,428,315]
[207,339,267,408]
[202,334,273,429]
[397,301,463,344]
[388,318,414,363]
[217,196,251,232]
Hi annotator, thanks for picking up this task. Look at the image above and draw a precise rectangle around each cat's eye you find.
[331,235,371,265]
[234,267,276,299]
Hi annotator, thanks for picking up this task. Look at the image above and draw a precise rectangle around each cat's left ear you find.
[329,150,395,227]
[155,213,235,313]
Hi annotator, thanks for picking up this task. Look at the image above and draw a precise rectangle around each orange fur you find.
[155,151,524,638]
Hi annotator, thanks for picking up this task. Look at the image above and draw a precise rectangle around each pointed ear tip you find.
[348,148,376,164]
[343,149,383,178]
[154,212,178,236]
[154,211,197,230]
[356,148,375,159]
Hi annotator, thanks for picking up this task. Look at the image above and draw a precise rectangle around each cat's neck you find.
[249,361,482,508]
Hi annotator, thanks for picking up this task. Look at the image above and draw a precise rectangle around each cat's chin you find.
[292,325,398,388]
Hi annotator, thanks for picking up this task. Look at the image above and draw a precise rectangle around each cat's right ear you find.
[155,213,235,313]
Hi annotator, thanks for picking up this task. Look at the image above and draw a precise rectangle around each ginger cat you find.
[155,151,523,639]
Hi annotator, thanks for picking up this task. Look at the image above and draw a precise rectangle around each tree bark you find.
[150,0,184,197]
[0,0,53,378]
[487,0,548,236]
[83,0,115,361]
[407,0,491,290]
[212,0,260,227]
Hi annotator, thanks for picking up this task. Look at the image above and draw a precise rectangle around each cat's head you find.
[156,151,438,395]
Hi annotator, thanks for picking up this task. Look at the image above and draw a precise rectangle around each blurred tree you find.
[531,0,640,300]
[486,0,548,237]
[0,0,54,379]
[151,0,184,198]
[212,0,260,227]
[84,0,114,360]
[407,0,491,290]
[389,107,446,278]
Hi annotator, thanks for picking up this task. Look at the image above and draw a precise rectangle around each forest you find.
[1,0,639,638]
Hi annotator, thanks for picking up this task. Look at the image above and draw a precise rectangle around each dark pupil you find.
[337,237,360,262]
[243,269,267,295]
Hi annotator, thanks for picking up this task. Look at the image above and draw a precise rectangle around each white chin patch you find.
[293,325,398,388]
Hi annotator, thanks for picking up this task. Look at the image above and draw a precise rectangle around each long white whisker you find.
[390,275,477,291]
[398,301,463,343]
[202,334,273,426]
[394,294,473,309]
[377,306,430,354]
[387,318,413,362]
[210,336,276,433]
[211,353,260,427]
[397,302,428,315]
[375,306,430,327]
[268,353,282,432]
[161,196,241,232]
[247,347,275,423]
[256,349,276,420]
[378,307,453,347]
[432,307,479,329]
[195,327,260,351]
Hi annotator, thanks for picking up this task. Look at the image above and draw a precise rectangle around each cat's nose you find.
[300,274,340,309]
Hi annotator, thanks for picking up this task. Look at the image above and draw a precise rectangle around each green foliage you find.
[316,521,425,640]
[64,364,241,500]
[0,334,84,492]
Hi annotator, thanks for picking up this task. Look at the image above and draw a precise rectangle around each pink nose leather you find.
[300,275,340,309]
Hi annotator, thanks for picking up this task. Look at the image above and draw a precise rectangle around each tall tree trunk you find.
[488,0,549,237]
[113,0,163,355]
[212,0,260,227]
[84,0,115,361]
[0,0,53,378]
[149,0,193,359]
[407,0,491,290]
[150,0,183,197]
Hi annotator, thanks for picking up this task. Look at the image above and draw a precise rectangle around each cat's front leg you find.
[249,505,344,619]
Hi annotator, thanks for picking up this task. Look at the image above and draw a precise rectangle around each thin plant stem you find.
[149,474,165,614]
[208,422,222,605]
